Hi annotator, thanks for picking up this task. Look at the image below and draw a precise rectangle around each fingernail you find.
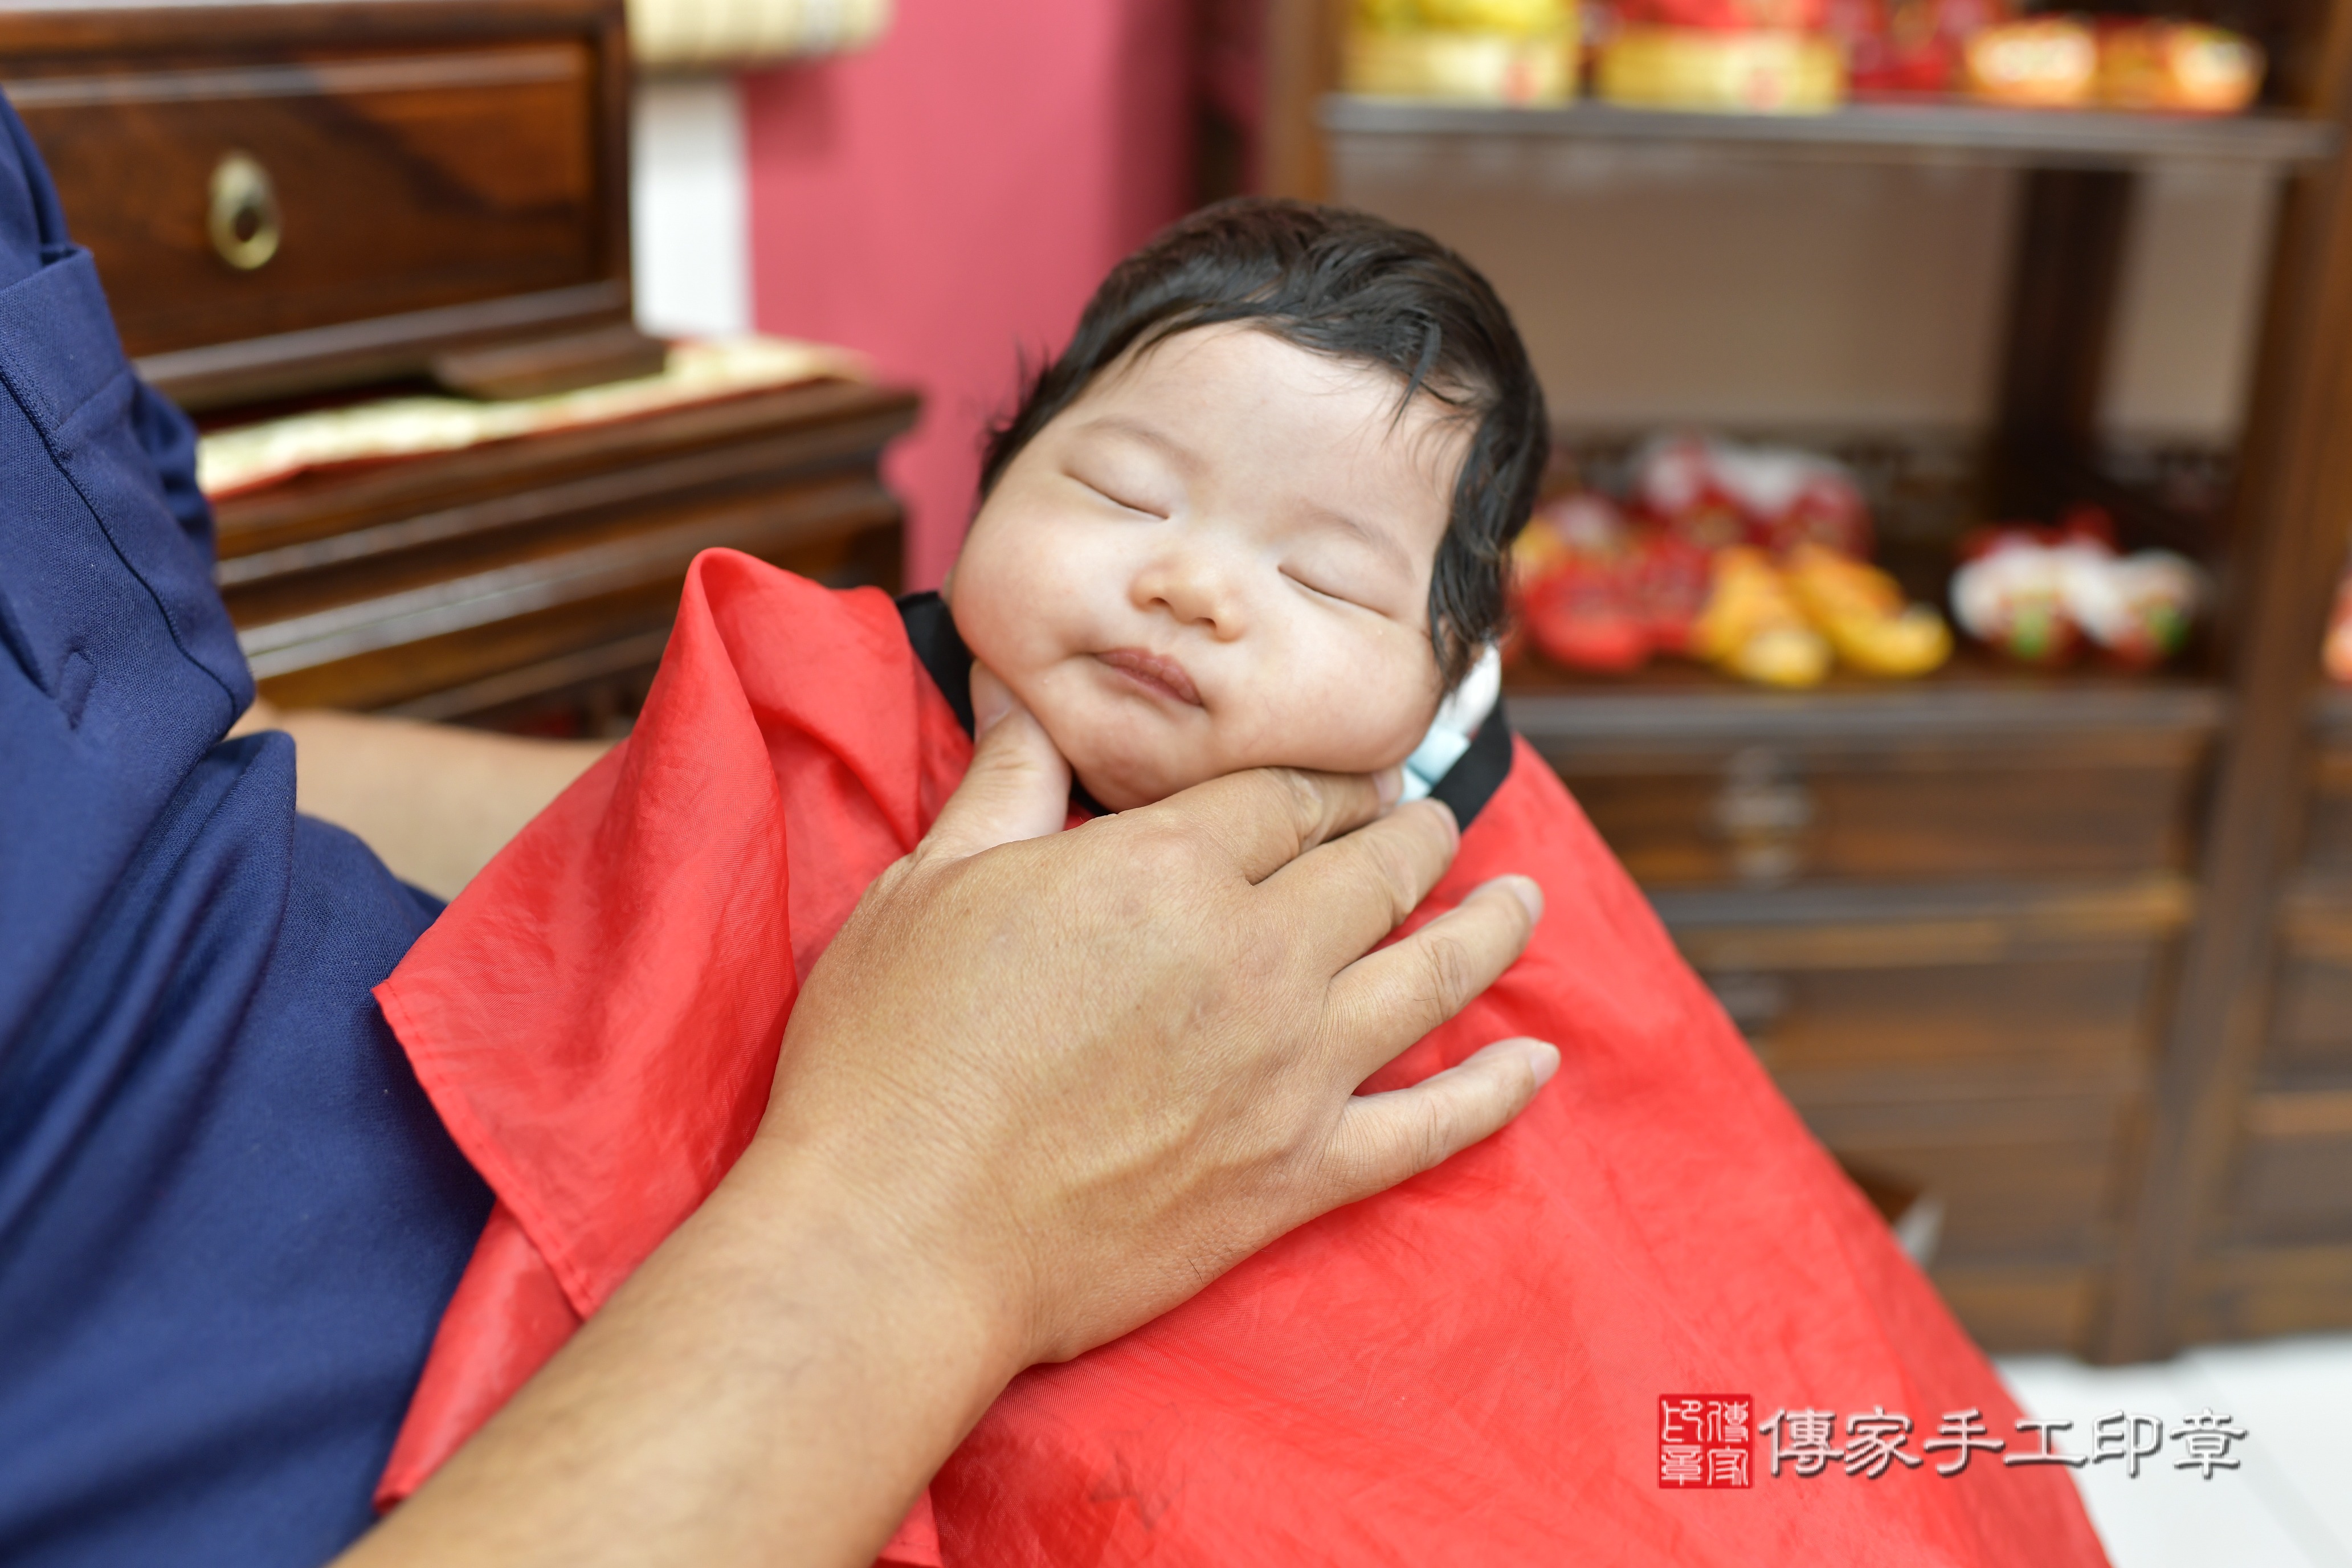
[974,692,1012,735]
[1374,765,1403,808]
[1475,874,1543,923]
[1523,1040,1560,1087]
[971,674,1015,735]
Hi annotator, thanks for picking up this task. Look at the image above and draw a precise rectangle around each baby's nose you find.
[1134,547,1246,639]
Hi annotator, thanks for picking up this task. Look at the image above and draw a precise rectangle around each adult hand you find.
[348,677,1551,1568]
[769,668,1557,1366]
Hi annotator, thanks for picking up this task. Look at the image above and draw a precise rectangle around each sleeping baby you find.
[371,199,2106,1567]
[942,199,1534,823]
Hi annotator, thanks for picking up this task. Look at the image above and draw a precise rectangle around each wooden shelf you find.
[1266,0,2352,1358]
[1506,650,2226,750]
[1321,95,2339,172]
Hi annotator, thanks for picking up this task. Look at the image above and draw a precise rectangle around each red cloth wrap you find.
[376,549,2106,1567]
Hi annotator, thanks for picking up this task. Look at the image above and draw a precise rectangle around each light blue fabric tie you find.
[1400,645,1501,802]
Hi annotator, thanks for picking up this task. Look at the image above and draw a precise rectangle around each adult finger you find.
[1255,798,1463,972]
[1313,1038,1560,1208]
[912,668,1073,865]
[1128,764,1398,887]
[1320,875,1542,1080]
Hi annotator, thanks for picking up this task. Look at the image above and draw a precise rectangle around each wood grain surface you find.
[0,0,633,407]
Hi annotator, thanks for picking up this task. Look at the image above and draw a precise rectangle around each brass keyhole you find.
[207,152,281,271]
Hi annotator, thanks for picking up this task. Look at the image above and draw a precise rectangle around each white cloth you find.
[1400,644,1501,802]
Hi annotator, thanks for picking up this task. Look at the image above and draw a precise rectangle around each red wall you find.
[744,0,1195,589]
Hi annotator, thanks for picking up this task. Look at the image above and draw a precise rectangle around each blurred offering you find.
[1951,12,2261,109]
[1961,14,2099,105]
[1634,430,1871,556]
[2321,562,2352,683]
[1510,433,1949,686]
[1787,541,1954,676]
[1512,493,1712,671]
[1949,508,2204,668]
[1593,0,1844,112]
[1348,0,2262,113]
[2097,19,2264,112]
[1834,0,2007,96]
[1346,0,1579,104]
[1596,26,1847,111]
[1695,545,1836,685]
[627,0,889,69]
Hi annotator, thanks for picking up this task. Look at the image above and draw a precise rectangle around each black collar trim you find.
[894,590,1512,830]
[897,591,974,734]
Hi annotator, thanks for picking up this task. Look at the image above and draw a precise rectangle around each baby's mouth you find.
[1096,648,1202,708]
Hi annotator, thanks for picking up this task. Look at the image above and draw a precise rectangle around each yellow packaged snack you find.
[1963,16,2098,107]
[1694,547,1832,687]
[1596,27,1845,113]
[1785,542,1952,677]
[2098,21,2263,113]
[1345,26,1579,101]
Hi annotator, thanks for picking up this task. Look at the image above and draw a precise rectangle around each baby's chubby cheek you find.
[1221,652,1437,778]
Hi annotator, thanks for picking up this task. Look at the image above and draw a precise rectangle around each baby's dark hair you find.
[977,197,1547,690]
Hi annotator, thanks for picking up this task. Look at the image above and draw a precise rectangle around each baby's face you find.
[950,324,1464,811]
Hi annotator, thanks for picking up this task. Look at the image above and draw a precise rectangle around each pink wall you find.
[744,0,1195,589]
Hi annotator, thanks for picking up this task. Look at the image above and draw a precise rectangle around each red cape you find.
[375,549,2106,1566]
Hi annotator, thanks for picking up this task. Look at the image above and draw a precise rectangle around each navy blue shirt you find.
[0,94,491,1565]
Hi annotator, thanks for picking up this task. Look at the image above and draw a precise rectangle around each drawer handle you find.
[1712,746,1814,887]
[1705,970,1792,1051]
[208,152,281,272]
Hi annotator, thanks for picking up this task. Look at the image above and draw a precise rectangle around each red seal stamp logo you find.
[1660,1394,1752,1488]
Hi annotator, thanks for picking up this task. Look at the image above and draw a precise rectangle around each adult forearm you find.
[345,1136,1016,1568]
[232,699,612,899]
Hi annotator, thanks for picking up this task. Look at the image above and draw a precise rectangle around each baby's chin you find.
[1061,741,1208,813]
[1008,660,1432,813]
[1047,708,1417,814]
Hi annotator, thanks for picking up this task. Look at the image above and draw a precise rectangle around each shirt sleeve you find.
[0,87,493,1568]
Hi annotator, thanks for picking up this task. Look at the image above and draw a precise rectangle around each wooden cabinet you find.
[214,379,917,722]
[0,0,647,409]
[1251,0,2352,1357]
[1518,668,2217,888]
[1,0,901,730]
[1518,672,2214,1348]
[2183,693,2352,1339]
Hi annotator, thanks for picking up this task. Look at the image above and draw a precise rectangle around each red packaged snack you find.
[1510,493,1712,672]
[1613,0,1828,31]
[1633,432,1873,560]
[1830,0,2009,95]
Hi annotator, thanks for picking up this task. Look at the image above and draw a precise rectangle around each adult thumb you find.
[916,663,1074,863]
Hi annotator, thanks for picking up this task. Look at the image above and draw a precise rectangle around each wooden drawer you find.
[2261,893,2352,1079]
[1514,672,2221,889]
[213,378,920,718]
[2187,1243,2352,1343]
[1932,1260,2103,1353]
[2298,696,2352,873]
[2224,1091,2352,1241]
[1659,881,2184,1348]
[1796,1091,2136,1258]
[0,0,630,407]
